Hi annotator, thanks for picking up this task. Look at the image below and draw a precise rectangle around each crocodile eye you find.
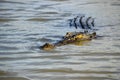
[90,35,93,38]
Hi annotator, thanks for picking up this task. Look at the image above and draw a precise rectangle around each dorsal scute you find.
[69,15,95,31]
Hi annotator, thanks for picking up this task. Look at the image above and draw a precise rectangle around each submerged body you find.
[40,32,96,50]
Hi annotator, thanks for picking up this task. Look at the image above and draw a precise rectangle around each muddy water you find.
[0,0,120,80]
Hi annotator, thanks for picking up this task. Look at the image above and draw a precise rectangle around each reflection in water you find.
[0,0,120,80]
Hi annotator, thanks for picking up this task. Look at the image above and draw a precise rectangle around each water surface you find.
[0,0,120,80]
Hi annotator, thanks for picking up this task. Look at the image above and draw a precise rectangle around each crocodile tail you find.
[91,18,95,27]
[73,16,79,29]
[86,17,92,29]
[79,16,85,29]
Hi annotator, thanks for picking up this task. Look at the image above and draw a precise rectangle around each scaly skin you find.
[40,32,96,50]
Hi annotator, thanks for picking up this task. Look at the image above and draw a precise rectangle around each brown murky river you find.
[0,0,120,80]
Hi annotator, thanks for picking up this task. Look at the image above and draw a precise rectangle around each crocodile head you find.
[40,43,55,50]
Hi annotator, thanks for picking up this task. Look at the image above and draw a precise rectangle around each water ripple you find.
[0,18,17,22]
[0,1,26,4]
[27,17,62,22]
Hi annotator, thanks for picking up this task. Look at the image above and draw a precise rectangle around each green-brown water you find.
[0,0,120,80]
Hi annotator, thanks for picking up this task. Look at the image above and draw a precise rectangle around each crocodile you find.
[40,32,96,50]
[40,15,97,50]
